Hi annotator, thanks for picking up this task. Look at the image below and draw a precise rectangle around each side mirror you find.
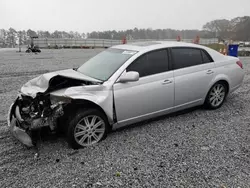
[119,71,139,83]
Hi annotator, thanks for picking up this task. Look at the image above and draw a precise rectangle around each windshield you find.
[77,48,137,81]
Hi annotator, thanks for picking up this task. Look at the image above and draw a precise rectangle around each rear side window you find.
[172,48,203,70]
[127,49,169,77]
[201,50,213,63]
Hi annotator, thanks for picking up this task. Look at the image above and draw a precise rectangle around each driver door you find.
[113,49,174,126]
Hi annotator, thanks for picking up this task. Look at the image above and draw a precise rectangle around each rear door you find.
[171,47,215,110]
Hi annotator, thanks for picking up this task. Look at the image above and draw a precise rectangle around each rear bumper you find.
[7,103,34,147]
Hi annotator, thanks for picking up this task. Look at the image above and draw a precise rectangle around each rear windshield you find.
[77,48,137,81]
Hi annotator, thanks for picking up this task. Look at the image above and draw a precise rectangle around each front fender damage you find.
[54,85,113,122]
[7,69,113,147]
[8,85,113,148]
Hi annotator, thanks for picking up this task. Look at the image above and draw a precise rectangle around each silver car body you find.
[8,41,245,145]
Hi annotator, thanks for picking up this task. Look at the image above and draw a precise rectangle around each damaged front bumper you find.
[7,102,34,147]
[7,95,66,147]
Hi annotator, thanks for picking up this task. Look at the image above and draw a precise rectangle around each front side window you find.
[127,49,169,77]
[172,48,203,70]
[77,48,137,81]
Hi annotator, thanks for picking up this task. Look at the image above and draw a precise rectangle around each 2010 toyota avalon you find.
[7,41,245,149]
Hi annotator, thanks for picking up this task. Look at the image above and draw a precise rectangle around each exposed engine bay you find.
[14,94,65,131]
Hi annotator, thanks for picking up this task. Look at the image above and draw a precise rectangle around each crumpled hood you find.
[21,69,102,98]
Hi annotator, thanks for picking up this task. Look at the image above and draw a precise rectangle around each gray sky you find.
[0,0,249,33]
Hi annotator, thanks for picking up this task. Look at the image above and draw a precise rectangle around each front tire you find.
[205,82,228,109]
[67,109,109,149]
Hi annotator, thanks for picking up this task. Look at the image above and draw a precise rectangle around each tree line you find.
[0,16,250,47]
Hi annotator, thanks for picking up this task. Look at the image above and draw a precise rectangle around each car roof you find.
[111,40,227,62]
[111,41,209,52]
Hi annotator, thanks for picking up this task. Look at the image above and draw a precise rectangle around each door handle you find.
[162,79,172,85]
[206,70,214,74]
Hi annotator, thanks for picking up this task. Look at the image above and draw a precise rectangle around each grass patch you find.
[204,43,226,51]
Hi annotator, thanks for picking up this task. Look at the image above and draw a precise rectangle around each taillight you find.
[236,61,243,69]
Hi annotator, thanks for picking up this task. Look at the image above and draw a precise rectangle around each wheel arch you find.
[58,99,113,132]
[209,74,231,93]
[216,80,229,94]
[204,78,230,102]
[69,99,112,121]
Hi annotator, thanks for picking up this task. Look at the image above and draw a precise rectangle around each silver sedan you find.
[7,41,245,149]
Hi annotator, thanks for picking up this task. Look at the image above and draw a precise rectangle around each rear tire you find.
[204,82,228,110]
[66,109,109,149]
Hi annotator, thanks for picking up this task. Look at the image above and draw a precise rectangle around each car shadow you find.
[34,106,202,149]
[34,103,219,149]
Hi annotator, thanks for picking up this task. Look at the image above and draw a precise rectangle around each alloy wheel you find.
[74,115,105,147]
[209,83,226,107]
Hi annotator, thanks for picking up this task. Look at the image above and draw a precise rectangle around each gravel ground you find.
[0,49,249,188]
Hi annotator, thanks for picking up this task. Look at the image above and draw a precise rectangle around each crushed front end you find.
[7,69,106,147]
[7,93,69,147]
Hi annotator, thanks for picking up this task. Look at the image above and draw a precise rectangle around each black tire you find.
[204,82,228,110]
[67,108,109,149]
